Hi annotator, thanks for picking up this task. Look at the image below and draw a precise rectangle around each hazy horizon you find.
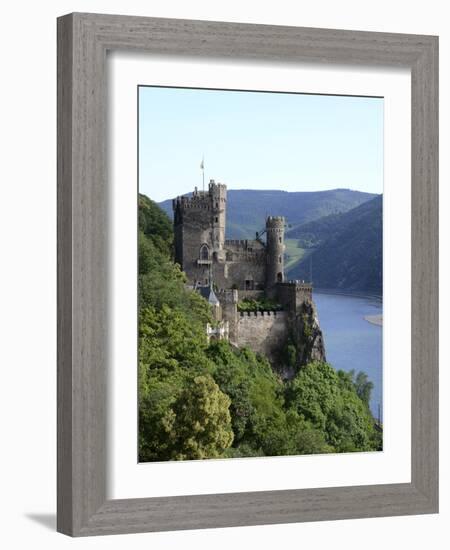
[142,186,382,205]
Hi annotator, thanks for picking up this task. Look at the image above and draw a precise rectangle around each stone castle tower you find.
[173,179,286,292]
[265,216,285,287]
[173,179,326,376]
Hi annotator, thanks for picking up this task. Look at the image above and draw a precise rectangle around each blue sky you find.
[139,86,383,203]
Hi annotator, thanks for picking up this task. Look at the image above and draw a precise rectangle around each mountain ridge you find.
[287,195,383,294]
[158,188,377,239]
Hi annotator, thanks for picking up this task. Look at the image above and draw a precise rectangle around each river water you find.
[313,292,383,419]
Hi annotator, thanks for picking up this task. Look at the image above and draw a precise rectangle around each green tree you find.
[139,372,233,461]
[208,342,292,457]
[285,410,333,455]
[286,361,379,452]
[354,371,374,407]
[171,375,234,460]
[138,193,173,257]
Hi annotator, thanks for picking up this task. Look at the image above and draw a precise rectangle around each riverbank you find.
[313,292,382,417]
[313,287,382,302]
[364,314,383,326]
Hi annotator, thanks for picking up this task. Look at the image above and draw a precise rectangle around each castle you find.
[173,180,326,376]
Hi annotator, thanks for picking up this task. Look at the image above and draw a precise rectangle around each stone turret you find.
[265,216,285,288]
[209,180,227,260]
[172,179,227,276]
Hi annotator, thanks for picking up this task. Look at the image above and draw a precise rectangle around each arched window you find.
[200,244,210,261]
[277,272,283,283]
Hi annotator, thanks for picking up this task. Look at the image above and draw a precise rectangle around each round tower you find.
[209,179,227,258]
[265,216,285,287]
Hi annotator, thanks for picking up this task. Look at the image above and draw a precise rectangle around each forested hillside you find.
[138,193,381,461]
[287,195,382,294]
[158,188,376,239]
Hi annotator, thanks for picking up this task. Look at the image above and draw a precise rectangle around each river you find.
[313,292,383,419]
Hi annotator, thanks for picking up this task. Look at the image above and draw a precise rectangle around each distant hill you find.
[287,195,383,294]
[158,188,376,239]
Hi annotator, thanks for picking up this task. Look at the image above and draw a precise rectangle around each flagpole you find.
[201,155,205,192]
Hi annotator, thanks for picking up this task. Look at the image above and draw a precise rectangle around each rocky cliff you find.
[269,298,326,381]
[292,299,327,370]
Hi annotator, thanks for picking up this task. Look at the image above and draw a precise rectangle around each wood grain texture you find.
[57,12,439,537]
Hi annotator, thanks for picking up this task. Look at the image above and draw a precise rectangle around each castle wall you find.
[237,311,288,362]
[213,259,266,290]
[217,239,266,290]
[275,282,313,312]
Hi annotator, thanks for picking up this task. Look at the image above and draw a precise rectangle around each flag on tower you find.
[200,156,205,191]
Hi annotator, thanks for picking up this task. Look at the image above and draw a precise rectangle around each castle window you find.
[277,272,283,283]
[200,244,210,261]
[279,255,282,263]
[215,217,219,223]
[279,237,282,243]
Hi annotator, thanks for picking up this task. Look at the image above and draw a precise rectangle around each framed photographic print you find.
[57,13,438,536]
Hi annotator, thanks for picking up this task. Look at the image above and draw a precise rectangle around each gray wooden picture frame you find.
[57,12,439,537]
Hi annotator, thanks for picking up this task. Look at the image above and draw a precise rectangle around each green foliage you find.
[237,296,282,312]
[139,369,233,461]
[302,312,313,338]
[139,252,211,325]
[285,343,297,369]
[171,375,234,460]
[138,307,233,461]
[286,361,381,452]
[207,343,340,457]
[138,196,226,461]
[354,371,374,407]
[138,193,173,257]
[139,306,211,373]
[208,340,289,456]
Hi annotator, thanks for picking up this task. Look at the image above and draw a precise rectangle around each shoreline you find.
[364,314,383,327]
[313,287,382,303]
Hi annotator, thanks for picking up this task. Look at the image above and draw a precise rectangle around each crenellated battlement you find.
[173,180,227,212]
[239,310,281,317]
[278,280,313,292]
[275,280,313,312]
[266,215,285,227]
